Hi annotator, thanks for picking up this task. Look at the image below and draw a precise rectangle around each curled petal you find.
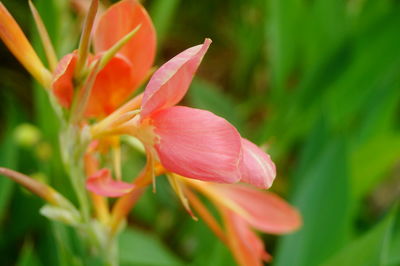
[150,106,242,183]
[141,39,211,118]
[52,52,78,108]
[239,138,276,189]
[223,209,272,266]
[85,54,135,117]
[215,184,302,234]
[86,168,134,198]
[93,0,156,91]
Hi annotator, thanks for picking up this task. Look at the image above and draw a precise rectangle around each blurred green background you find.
[1,0,399,265]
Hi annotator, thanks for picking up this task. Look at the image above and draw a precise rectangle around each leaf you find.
[190,240,235,266]
[32,0,72,199]
[16,240,42,266]
[188,78,244,131]
[0,94,23,221]
[150,0,180,46]
[274,137,352,266]
[119,227,183,266]
[386,205,400,266]
[267,0,304,92]
[350,134,400,199]
[322,205,400,266]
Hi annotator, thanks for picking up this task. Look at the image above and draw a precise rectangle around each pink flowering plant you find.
[0,0,301,265]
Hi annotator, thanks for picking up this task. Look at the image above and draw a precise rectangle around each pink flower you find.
[183,179,302,266]
[92,38,276,193]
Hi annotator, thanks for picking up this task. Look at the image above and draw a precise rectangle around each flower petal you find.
[239,138,276,189]
[215,184,302,234]
[86,168,134,198]
[52,52,78,108]
[93,0,156,91]
[150,106,241,183]
[141,39,211,118]
[85,54,135,117]
[52,53,135,117]
[222,209,272,266]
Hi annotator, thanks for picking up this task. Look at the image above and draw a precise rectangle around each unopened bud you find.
[35,142,52,161]
[40,205,81,226]
[13,123,41,148]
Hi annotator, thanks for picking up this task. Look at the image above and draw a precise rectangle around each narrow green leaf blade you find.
[119,228,183,266]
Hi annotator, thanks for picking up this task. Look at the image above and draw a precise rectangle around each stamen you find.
[167,174,197,220]
[147,147,157,193]
[112,137,122,181]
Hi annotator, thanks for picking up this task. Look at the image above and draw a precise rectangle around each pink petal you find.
[141,39,212,118]
[239,138,276,189]
[93,0,156,91]
[86,168,134,198]
[215,184,302,234]
[223,209,272,266]
[150,106,242,183]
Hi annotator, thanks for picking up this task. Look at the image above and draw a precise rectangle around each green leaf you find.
[188,78,244,131]
[0,95,24,221]
[190,240,234,266]
[32,0,73,199]
[322,205,400,266]
[268,0,304,92]
[350,134,400,199]
[16,240,42,266]
[386,205,400,266]
[119,228,183,266]
[275,137,352,266]
[150,0,180,46]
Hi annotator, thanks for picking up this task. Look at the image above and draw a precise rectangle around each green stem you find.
[60,124,120,266]
[60,124,91,223]
[69,163,90,223]
[105,235,119,266]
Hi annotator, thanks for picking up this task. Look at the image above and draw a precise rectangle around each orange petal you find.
[222,209,272,266]
[86,168,134,198]
[85,54,135,117]
[0,2,51,87]
[52,52,78,108]
[215,184,302,234]
[93,0,156,91]
[52,52,135,117]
